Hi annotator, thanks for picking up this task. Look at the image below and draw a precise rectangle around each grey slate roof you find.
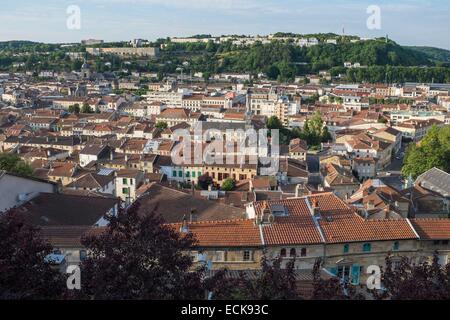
[416,167,450,198]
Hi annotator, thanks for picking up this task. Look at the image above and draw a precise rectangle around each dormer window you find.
[271,204,288,217]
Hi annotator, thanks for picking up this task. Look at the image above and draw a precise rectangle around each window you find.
[172,170,177,177]
[243,250,251,261]
[178,170,183,178]
[300,248,307,257]
[186,171,190,178]
[192,171,196,178]
[442,240,449,245]
[280,248,287,257]
[362,243,371,252]
[122,178,128,185]
[130,179,133,185]
[79,250,87,261]
[212,251,225,262]
[433,240,440,245]
[290,248,296,257]
[122,188,129,194]
[343,244,350,253]
[337,265,351,283]
[393,241,400,251]
[190,251,199,262]
[198,171,202,177]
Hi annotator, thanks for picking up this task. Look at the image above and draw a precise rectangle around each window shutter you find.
[329,267,338,276]
[351,265,360,285]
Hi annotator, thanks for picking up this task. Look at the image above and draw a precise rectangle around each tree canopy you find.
[77,203,204,299]
[221,178,235,192]
[0,210,65,299]
[0,153,34,177]
[402,125,450,179]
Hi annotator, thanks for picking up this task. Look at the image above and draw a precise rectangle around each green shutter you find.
[351,265,361,285]
[393,241,400,251]
[363,243,371,252]
[343,244,349,253]
[329,267,338,276]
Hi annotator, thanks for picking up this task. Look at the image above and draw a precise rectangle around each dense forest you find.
[1,37,449,83]
[406,46,450,65]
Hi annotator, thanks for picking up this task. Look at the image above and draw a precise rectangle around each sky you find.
[0,0,449,49]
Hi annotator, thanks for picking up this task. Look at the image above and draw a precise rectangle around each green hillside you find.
[406,46,450,64]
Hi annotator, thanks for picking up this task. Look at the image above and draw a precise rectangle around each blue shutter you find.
[329,267,338,276]
[351,265,360,285]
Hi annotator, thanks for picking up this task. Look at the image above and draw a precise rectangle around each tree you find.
[205,256,301,300]
[298,111,331,148]
[0,210,65,299]
[221,178,235,191]
[155,121,168,130]
[77,202,204,299]
[402,125,450,179]
[373,254,450,300]
[197,174,213,190]
[0,153,33,177]
[267,116,284,130]
[81,103,93,114]
[68,104,80,114]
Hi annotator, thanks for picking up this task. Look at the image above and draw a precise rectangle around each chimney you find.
[110,151,114,161]
[367,200,375,210]
[384,207,390,219]
[261,201,271,224]
[311,198,321,218]
[180,214,189,233]
[295,183,304,198]
[125,154,128,162]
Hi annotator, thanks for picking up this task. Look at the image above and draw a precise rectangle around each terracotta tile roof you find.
[252,193,418,245]
[320,218,417,243]
[158,108,191,119]
[316,195,417,243]
[322,163,358,186]
[170,219,261,247]
[253,196,326,245]
[410,219,450,240]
